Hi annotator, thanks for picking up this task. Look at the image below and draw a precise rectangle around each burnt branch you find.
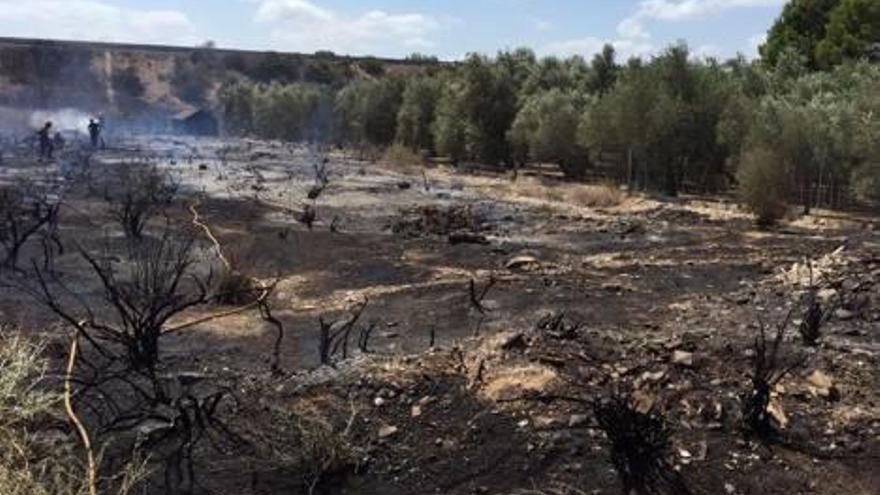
[104,165,178,240]
[0,181,61,272]
[469,275,497,315]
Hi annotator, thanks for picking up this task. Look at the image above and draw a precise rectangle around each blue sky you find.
[0,0,787,60]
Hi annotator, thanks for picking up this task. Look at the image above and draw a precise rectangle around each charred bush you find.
[104,166,178,240]
[33,226,210,374]
[392,204,486,238]
[0,182,61,272]
[213,254,258,306]
[307,157,330,200]
[536,311,583,339]
[741,310,805,438]
[594,392,691,495]
[798,293,829,347]
[298,203,317,230]
[318,300,371,365]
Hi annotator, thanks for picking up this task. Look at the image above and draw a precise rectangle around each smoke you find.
[29,108,93,135]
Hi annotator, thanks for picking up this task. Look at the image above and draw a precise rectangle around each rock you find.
[500,332,528,351]
[397,181,412,190]
[835,309,856,321]
[807,370,840,400]
[724,482,736,494]
[808,370,833,389]
[817,288,838,302]
[411,405,423,418]
[694,440,708,461]
[767,400,788,428]
[632,389,657,414]
[640,370,666,383]
[374,397,386,407]
[533,416,557,429]
[672,350,694,367]
[506,255,540,271]
[568,414,589,428]
[378,425,399,439]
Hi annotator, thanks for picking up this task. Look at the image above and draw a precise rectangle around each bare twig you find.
[64,332,98,495]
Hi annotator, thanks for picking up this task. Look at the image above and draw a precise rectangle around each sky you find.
[0,0,788,61]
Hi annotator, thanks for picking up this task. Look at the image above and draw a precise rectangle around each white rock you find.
[672,350,694,367]
[378,425,398,439]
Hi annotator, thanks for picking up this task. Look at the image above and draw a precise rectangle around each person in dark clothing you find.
[37,121,53,160]
[53,132,65,151]
[88,119,101,148]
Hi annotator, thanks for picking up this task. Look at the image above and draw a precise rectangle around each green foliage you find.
[521,55,590,98]
[432,81,470,164]
[219,81,329,141]
[335,77,405,146]
[218,81,256,135]
[209,34,880,212]
[254,82,329,141]
[247,52,302,83]
[457,53,520,166]
[396,76,442,152]
[405,53,440,64]
[0,331,150,495]
[737,147,790,227]
[762,0,879,69]
[587,44,620,95]
[359,57,386,77]
[580,43,735,195]
[736,62,880,211]
[509,88,585,166]
[816,0,880,68]
[761,0,840,68]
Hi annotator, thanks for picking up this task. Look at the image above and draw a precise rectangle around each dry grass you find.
[239,396,362,495]
[502,177,627,208]
[481,363,559,402]
[213,266,257,305]
[382,143,423,173]
[567,183,626,208]
[0,329,150,495]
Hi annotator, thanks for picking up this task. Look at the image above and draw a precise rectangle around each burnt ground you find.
[0,136,878,495]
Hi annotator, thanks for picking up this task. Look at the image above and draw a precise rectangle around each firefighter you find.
[37,121,53,160]
[88,118,101,149]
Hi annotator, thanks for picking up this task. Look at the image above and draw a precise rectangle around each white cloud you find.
[0,0,197,45]
[617,18,651,40]
[254,0,446,56]
[255,0,332,22]
[616,0,784,53]
[746,33,767,59]
[635,0,785,22]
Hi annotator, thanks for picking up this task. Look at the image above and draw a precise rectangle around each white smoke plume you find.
[29,108,94,135]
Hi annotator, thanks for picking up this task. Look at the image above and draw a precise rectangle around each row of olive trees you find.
[218,39,879,221]
[726,59,880,223]
[219,45,620,163]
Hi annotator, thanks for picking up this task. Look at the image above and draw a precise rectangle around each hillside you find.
[0,37,429,125]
